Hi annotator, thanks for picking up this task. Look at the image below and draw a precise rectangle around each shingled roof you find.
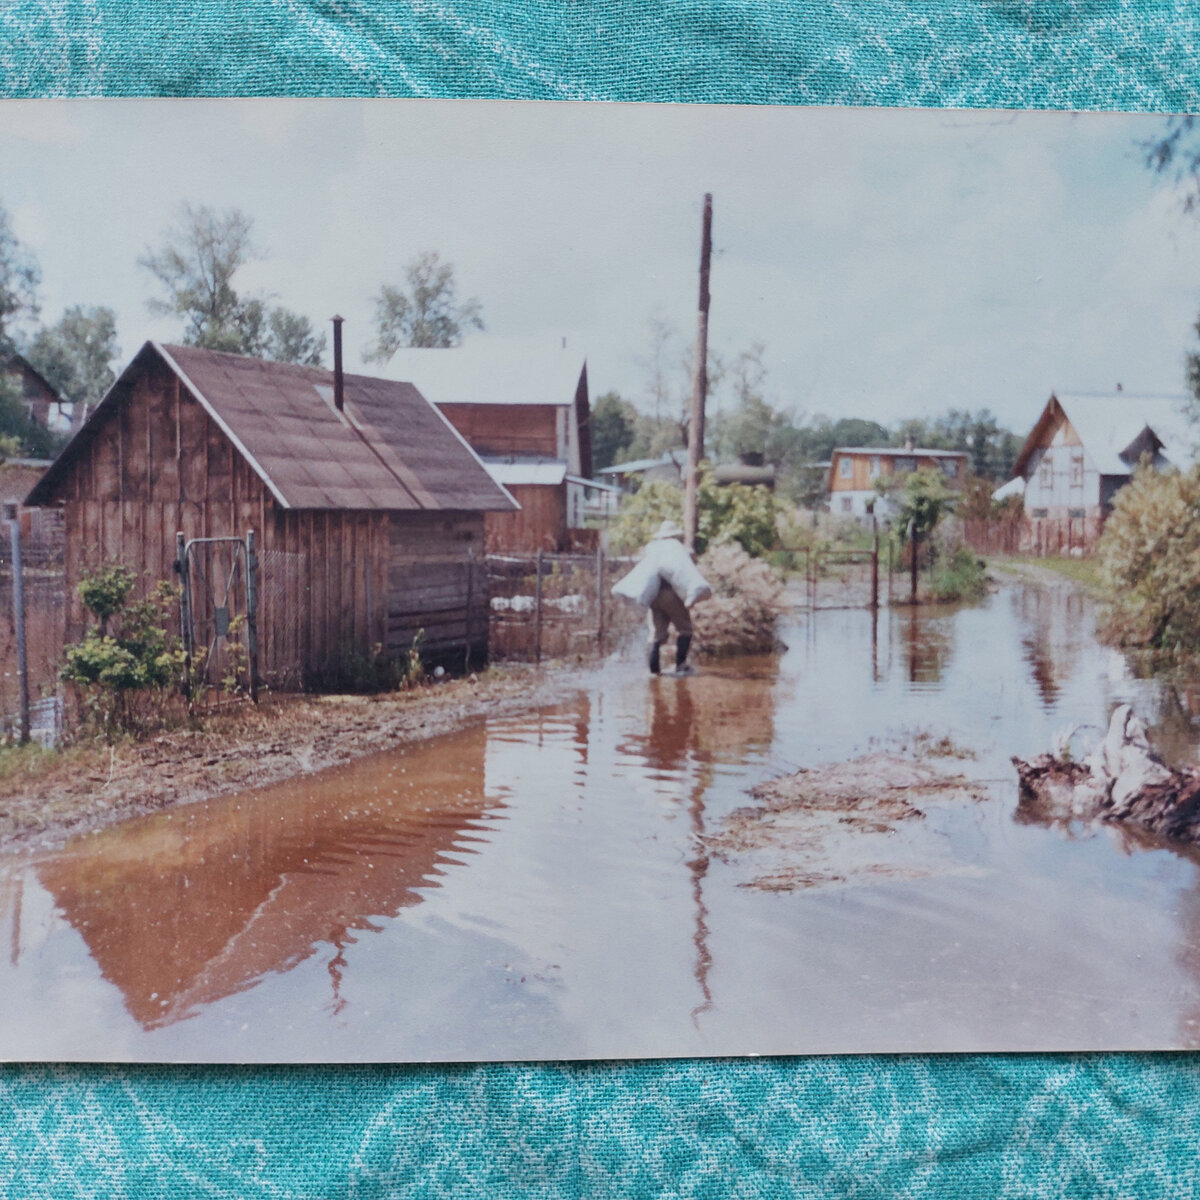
[27,342,517,512]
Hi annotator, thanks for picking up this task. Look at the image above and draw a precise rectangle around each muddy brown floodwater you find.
[6,575,1200,1061]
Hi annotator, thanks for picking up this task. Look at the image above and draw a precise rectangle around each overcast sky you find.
[3,100,1200,434]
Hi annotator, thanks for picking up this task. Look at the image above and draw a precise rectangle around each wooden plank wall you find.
[270,509,391,687]
[387,512,488,667]
[56,362,270,644]
[437,403,558,458]
[484,484,567,553]
[47,354,492,688]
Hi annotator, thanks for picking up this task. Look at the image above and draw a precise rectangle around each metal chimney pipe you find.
[332,315,345,412]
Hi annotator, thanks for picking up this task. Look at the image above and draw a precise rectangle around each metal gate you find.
[177,532,259,699]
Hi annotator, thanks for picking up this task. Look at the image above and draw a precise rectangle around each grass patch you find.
[991,555,1103,591]
[0,740,61,784]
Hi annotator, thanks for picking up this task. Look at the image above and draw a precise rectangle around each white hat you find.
[652,519,684,540]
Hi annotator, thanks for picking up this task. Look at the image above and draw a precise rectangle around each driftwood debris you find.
[1013,704,1200,843]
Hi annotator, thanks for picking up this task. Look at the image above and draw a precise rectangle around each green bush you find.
[928,548,988,603]
[60,566,187,739]
[609,468,781,558]
[1096,464,1200,653]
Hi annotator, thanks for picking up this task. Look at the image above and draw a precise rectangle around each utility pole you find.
[683,193,713,554]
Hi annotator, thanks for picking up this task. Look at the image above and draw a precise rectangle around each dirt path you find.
[0,665,586,854]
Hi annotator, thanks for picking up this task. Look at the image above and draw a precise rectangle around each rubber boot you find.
[648,642,662,675]
[675,634,692,674]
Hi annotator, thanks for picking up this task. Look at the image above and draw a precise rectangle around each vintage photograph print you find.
[3,101,1200,1061]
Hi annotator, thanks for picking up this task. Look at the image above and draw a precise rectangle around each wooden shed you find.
[25,341,517,687]
[381,344,595,552]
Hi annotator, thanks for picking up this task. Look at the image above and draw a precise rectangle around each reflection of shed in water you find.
[35,729,494,1029]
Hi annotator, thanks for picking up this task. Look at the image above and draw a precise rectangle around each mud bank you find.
[704,752,989,891]
[0,666,581,852]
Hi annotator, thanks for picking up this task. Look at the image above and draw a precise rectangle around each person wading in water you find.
[612,519,713,675]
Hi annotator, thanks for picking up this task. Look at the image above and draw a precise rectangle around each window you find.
[1069,508,1086,519]
[1038,458,1053,489]
[894,456,916,474]
[839,457,853,479]
[940,459,959,478]
[1031,508,1048,518]
[869,456,881,477]
[840,497,853,513]
[1069,452,1084,487]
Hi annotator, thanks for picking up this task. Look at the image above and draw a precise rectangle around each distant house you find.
[1012,392,1192,524]
[26,341,516,685]
[380,344,594,553]
[826,445,969,518]
[596,449,686,493]
[2,353,69,431]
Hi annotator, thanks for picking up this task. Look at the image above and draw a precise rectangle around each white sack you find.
[611,538,713,608]
[611,556,662,607]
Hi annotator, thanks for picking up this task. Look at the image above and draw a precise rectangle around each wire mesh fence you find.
[0,525,66,741]
[486,550,641,662]
[782,546,883,610]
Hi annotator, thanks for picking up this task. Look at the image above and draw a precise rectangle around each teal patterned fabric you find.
[5,4,1200,1196]
[0,1,1196,108]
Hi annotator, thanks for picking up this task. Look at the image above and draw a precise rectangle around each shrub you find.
[1096,464,1200,653]
[60,566,187,740]
[928,548,988,603]
[609,469,781,558]
[691,543,788,656]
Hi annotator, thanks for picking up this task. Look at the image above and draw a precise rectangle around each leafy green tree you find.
[0,203,39,357]
[27,305,120,410]
[591,391,637,470]
[1097,463,1200,653]
[892,408,1019,481]
[895,466,956,542]
[364,251,483,361]
[609,471,780,558]
[139,203,325,365]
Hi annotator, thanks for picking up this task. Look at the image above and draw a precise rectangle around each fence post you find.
[6,504,28,745]
[245,529,260,703]
[871,530,879,612]
[464,548,474,674]
[909,523,918,605]
[534,549,544,665]
[176,532,194,696]
[595,544,605,651]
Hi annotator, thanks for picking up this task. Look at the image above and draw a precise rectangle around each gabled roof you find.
[1012,392,1194,480]
[3,352,63,404]
[377,342,586,407]
[27,342,518,513]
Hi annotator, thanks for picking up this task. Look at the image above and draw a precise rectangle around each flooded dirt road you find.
[5,576,1200,1061]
